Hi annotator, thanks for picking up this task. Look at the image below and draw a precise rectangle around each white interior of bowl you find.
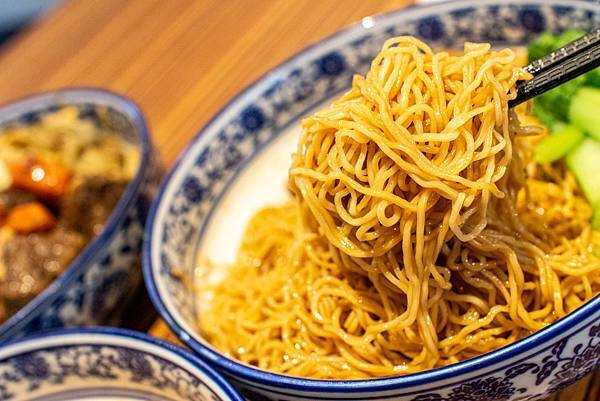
[193,100,335,312]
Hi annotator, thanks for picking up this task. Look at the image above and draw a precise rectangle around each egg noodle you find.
[200,37,600,379]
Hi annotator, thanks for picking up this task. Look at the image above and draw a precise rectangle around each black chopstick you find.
[509,29,600,108]
[524,28,600,75]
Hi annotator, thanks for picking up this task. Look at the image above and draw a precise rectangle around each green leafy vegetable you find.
[527,30,600,129]
[532,76,586,128]
[528,31,600,230]
[569,87,600,141]
[535,125,584,163]
[593,205,600,232]
[566,139,600,230]
[527,30,586,63]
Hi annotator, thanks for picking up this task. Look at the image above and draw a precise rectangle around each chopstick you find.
[524,28,600,75]
[509,29,600,108]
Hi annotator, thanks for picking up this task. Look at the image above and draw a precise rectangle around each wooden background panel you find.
[0,0,413,165]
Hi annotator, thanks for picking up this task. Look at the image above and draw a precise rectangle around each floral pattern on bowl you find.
[0,328,244,401]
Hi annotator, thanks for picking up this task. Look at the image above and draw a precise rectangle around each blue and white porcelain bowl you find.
[0,328,244,401]
[144,1,600,400]
[0,89,161,342]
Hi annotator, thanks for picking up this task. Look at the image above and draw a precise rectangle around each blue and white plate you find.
[0,328,244,401]
[0,89,162,341]
[144,1,600,400]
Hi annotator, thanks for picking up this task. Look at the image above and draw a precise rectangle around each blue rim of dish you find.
[143,0,600,394]
[0,326,245,401]
[0,87,152,339]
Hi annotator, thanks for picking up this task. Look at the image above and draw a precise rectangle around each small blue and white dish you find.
[0,327,244,401]
[144,0,600,400]
[0,88,161,342]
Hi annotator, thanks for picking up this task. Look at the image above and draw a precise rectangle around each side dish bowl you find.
[144,1,600,400]
[0,327,244,401]
[0,88,161,341]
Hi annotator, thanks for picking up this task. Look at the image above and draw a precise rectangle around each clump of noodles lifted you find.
[201,37,600,378]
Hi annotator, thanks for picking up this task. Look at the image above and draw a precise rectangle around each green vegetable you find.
[535,125,584,163]
[569,87,600,141]
[527,30,586,63]
[531,101,561,129]
[528,31,600,230]
[528,30,600,128]
[584,68,600,88]
[593,205,600,232]
[566,139,600,230]
[532,76,586,128]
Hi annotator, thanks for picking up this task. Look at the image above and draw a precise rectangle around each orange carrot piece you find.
[9,158,72,199]
[5,202,57,233]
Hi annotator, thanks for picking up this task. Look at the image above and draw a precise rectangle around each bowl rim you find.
[0,87,152,339]
[0,326,245,401]
[143,0,600,394]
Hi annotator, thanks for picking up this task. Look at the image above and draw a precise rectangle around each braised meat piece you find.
[0,226,85,316]
[60,176,127,239]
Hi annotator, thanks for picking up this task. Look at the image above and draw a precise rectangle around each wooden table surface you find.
[0,0,597,400]
[0,0,412,166]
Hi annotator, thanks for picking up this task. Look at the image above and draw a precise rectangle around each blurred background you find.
[0,0,58,44]
[0,0,413,167]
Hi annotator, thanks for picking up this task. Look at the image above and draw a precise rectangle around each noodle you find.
[200,37,600,379]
